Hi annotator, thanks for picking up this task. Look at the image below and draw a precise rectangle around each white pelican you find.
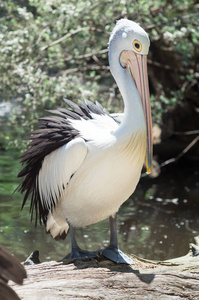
[18,19,152,264]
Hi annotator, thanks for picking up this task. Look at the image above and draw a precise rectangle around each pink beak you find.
[120,50,153,174]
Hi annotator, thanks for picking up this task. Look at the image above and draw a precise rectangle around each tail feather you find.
[46,212,69,241]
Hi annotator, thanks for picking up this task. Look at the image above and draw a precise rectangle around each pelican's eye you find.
[133,40,142,52]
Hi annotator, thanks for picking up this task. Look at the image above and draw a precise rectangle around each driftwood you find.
[9,243,199,300]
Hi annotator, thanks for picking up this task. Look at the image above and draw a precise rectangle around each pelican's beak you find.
[120,50,153,174]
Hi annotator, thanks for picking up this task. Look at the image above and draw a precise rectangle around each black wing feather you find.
[17,99,108,225]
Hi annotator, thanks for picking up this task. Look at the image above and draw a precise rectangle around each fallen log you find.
[9,244,199,300]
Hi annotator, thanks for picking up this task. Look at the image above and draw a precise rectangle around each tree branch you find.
[172,130,199,136]
[147,59,172,70]
[37,49,108,67]
[160,135,199,168]
[62,64,109,75]
[41,27,90,51]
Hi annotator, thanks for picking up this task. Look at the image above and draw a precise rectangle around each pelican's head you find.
[109,19,150,56]
[109,19,152,174]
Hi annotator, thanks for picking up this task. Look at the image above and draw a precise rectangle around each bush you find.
[0,0,198,148]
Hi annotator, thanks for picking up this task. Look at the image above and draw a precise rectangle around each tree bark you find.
[9,248,199,300]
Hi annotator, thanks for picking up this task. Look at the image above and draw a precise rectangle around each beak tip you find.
[146,167,151,174]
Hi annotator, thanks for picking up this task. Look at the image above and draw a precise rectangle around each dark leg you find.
[61,223,98,261]
[68,224,82,258]
[101,214,135,264]
[109,214,118,247]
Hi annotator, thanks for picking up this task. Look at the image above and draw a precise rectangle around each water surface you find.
[0,148,198,262]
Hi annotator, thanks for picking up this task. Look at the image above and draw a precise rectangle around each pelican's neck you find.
[110,61,145,137]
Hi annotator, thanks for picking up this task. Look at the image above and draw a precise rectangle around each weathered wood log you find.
[9,247,199,300]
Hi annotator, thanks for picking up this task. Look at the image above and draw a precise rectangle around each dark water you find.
[0,147,198,263]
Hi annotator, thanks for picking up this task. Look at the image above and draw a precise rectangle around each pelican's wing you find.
[0,246,26,285]
[0,282,21,300]
[38,137,87,213]
[17,99,116,225]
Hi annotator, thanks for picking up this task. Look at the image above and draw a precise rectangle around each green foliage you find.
[0,0,198,147]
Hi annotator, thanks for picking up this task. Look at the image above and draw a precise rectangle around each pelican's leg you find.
[68,224,82,258]
[63,223,98,260]
[101,215,135,264]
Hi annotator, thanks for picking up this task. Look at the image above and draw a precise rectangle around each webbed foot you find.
[101,245,134,264]
[60,248,98,262]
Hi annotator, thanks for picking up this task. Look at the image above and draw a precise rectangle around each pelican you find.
[0,246,26,300]
[17,19,152,264]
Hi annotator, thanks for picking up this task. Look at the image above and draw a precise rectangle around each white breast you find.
[59,130,146,227]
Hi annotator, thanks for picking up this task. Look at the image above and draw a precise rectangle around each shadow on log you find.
[9,240,199,300]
